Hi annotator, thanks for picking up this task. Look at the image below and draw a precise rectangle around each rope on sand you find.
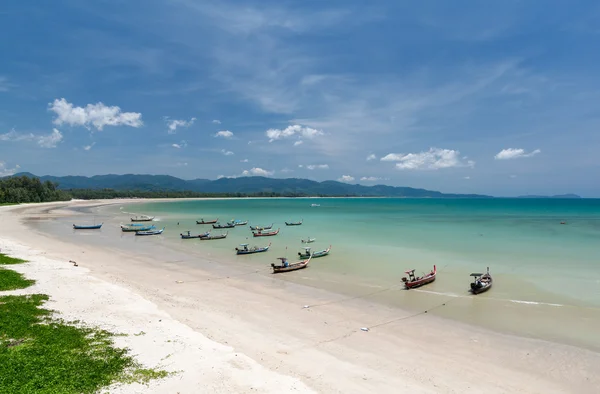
[174,269,265,284]
[302,285,400,309]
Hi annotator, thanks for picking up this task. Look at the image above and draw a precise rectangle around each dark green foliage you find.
[0,294,169,393]
[0,269,35,291]
[0,176,71,204]
[0,254,27,265]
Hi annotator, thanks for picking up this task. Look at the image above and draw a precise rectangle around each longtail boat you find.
[285,219,303,226]
[135,227,165,236]
[470,267,493,294]
[298,245,331,258]
[402,265,436,289]
[213,222,235,229]
[196,218,218,224]
[301,237,315,243]
[253,228,280,237]
[131,215,155,222]
[271,255,312,273]
[180,231,210,239]
[235,242,271,255]
[200,231,228,240]
[249,223,273,231]
[121,224,156,232]
[233,220,248,226]
[73,223,103,230]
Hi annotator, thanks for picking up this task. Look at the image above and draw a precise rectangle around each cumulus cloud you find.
[215,130,234,139]
[306,164,329,170]
[172,140,188,149]
[83,142,96,151]
[360,176,382,181]
[265,124,323,142]
[49,98,143,131]
[0,161,20,177]
[464,176,471,180]
[37,129,63,148]
[366,154,377,161]
[494,148,541,160]
[221,149,234,156]
[240,159,249,163]
[381,148,474,170]
[242,167,274,177]
[0,129,35,142]
[212,119,221,124]
[166,117,196,134]
[293,140,303,146]
[338,175,355,183]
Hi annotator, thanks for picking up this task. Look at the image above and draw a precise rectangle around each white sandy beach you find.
[1,200,599,393]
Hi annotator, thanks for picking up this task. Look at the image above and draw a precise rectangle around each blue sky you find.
[1,1,600,196]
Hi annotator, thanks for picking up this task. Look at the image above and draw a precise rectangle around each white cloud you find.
[298,165,304,168]
[338,175,355,183]
[0,76,14,92]
[166,117,196,134]
[360,176,382,181]
[0,162,20,177]
[241,167,274,177]
[381,148,475,170]
[266,124,323,142]
[0,129,35,142]
[172,140,188,149]
[83,142,96,151]
[494,148,541,160]
[280,168,293,173]
[212,119,221,124]
[306,164,329,170]
[366,154,377,161]
[214,130,234,139]
[49,98,143,131]
[221,149,234,156]
[176,162,189,167]
[240,159,249,163]
[464,176,471,180]
[37,129,63,148]
[293,140,303,146]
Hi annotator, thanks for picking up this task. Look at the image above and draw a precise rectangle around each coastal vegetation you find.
[0,253,168,393]
[0,175,71,204]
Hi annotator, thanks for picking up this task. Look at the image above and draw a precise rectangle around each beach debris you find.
[303,305,310,309]
[69,260,78,267]
[175,280,184,284]
[360,327,369,332]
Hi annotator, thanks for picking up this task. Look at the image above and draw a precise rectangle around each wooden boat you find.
[235,242,271,255]
[213,222,235,229]
[180,231,210,239]
[249,223,273,231]
[233,220,248,226]
[131,215,155,222]
[135,227,165,236]
[402,265,436,289]
[470,267,493,294]
[253,228,280,237]
[73,223,103,229]
[271,255,312,273]
[311,203,320,207]
[196,218,218,224]
[200,231,228,240]
[285,219,303,226]
[121,224,155,232]
[298,245,331,258]
[301,237,315,243]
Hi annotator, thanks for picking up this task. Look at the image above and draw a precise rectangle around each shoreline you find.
[2,200,599,393]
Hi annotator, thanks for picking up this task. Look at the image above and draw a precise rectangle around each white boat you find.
[311,203,320,207]
[135,227,165,236]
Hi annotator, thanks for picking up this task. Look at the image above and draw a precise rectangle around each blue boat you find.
[235,242,271,255]
[135,227,165,236]
[73,223,103,230]
[121,224,156,232]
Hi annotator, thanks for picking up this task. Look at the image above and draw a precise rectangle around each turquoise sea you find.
[41,198,600,350]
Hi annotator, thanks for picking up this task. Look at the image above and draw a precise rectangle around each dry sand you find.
[1,200,599,393]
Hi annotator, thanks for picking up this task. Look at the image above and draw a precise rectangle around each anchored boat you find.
[235,243,271,255]
[135,227,165,236]
[271,255,312,273]
[470,267,493,294]
[402,265,436,289]
[253,228,280,237]
[298,245,331,258]
[73,223,103,229]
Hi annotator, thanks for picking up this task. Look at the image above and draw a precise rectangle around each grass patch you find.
[0,254,27,266]
[0,269,35,291]
[0,294,170,393]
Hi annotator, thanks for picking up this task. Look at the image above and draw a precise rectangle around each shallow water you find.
[40,198,600,351]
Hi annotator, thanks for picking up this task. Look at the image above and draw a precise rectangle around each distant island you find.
[517,194,582,199]
[6,172,490,199]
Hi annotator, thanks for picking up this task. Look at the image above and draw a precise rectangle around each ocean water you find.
[40,198,600,350]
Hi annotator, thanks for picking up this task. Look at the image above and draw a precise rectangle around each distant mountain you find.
[518,194,582,199]
[7,172,490,198]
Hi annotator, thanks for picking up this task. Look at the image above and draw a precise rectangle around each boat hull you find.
[236,247,270,255]
[253,229,280,237]
[271,263,308,273]
[73,224,103,229]
[197,219,218,224]
[404,275,436,289]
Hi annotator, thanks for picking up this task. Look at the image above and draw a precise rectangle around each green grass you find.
[0,268,35,291]
[0,294,169,394]
[0,254,27,265]
[0,203,18,206]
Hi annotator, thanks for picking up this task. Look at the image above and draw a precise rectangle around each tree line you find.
[0,175,349,204]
